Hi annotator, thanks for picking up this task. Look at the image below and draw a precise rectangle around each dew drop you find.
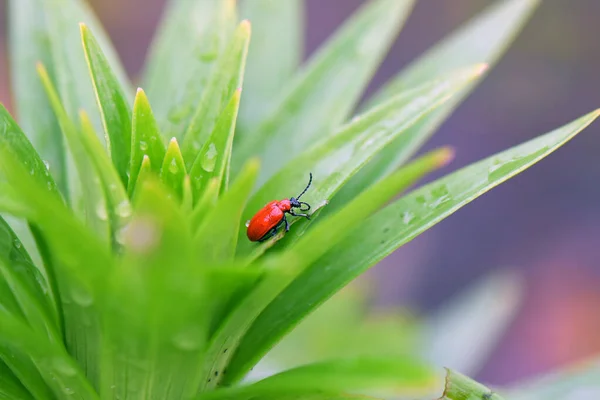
[71,287,93,307]
[245,220,250,227]
[171,327,202,351]
[13,239,21,249]
[401,211,414,225]
[168,158,179,174]
[29,168,35,175]
[115,201,132,218]
[201,143,218,172]
[96,203,108,221]
[63,387,74,395]
[53,358,78,377]
[43,160,50,170]
[140,141,148,151]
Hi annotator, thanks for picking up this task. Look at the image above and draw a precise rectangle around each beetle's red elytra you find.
[246,173,313,242]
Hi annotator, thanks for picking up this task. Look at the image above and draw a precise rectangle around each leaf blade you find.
[233,0,415,181]
[336,0,541,208]
[181,21,251,166]
[237,0,303,133]
[229,110,599,386]
[81,23,133,187]
[237,66,484,257]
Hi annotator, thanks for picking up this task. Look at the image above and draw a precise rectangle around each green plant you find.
[1,0,598,399]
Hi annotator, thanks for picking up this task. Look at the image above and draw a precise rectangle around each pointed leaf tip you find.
[240,19,252,33]
[434,147,456,167]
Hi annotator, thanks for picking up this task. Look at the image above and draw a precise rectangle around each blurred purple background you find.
[1,0,600,387]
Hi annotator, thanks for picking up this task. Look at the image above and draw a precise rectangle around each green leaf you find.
[439,369,502,400]
[0,105,59,195]
[101,179,207,399]
[422,270,523,375]
[259,285,418,373]
[9,0,131,197]
[0,309,98,400]
[225,148,454,382]
[81,23,133,187]
[201,357,437,400]
[130,88,166,196]
[189,89,242,201]
[507,358,600,400]
[190,178,220,231]
[0,105,62,317]
[237,0,303,133]
[7,0,67,196]
[237,66,484,257]
[37,63,111,243]
[0,217,60,339]
[79,110,132,248]
[133,154,153,197]
[0,148,112,389]
[0,343,54,400]
[160,138,187,201]
[194,159,259,264]
[228,110,599,385]
[233,0,415,182]
[336,0,540,208]
[143,0,237,128]
[0,361,34,400]
[181,21,251,166]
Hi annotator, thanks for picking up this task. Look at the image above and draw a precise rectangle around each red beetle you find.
[246,173,313,242]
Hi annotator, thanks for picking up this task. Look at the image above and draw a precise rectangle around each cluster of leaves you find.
[0,0,598,399]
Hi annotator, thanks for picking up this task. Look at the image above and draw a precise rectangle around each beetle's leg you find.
[283,215,290,232]
[289,210,311,220]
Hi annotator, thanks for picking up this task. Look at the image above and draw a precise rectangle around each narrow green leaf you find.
[336,0,540,208]
[0,105,58,195]
[101,179,207,399]
[229,110,599,385]
[237,66,484,257]
[194,159,259,264]
[79,110,132,247]
[189,89,242,200]
[0,361,34,400]
[130,88,166,196]
[182,21,251,166]
[0,343,54,400]
[225,148,454,382]
[9,0,131,199]
[233,0,415,181]
[37,63,111,243]
[202,357,437,400]
[0,106,62,318]
[237,0,303,133]
[7,0,67,196]
[143,0,237,127]
[423,270,523,375]
[0,217,60,339]
[81,23,133,186]
[440,369,502,400]
[190,178,220,231]
[133,154,153,198]
[160,138,187,201]
[0,309,98,400]
[0,148,112,389]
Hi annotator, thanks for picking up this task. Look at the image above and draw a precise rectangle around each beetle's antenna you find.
[296,172,313,200]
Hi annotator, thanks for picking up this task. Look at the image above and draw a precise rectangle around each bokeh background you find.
[1,0,599,388]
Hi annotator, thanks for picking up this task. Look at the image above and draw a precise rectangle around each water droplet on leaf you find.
[169,158,179,174]
[201,143,218,172]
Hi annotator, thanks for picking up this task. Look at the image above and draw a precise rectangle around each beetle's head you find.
[290,197,311,212]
